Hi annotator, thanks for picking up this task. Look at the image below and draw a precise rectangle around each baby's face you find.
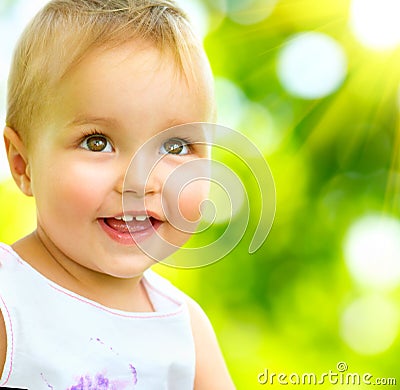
[27,41,214,277]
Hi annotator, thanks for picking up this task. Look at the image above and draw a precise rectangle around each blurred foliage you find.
[0,0,13,14]
[1,0,400,389]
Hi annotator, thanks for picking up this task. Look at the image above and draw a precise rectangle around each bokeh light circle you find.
[344,214,400,290]
[214,77,246,130]
[277,32,347,99]
[214,77,282,154]
[340,295,399,355]
[350,0,400,51]
[122,123,276,268]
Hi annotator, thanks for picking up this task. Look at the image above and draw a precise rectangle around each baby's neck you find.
[12,231,155,313]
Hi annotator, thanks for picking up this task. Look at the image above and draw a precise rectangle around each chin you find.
[99,255,156,279]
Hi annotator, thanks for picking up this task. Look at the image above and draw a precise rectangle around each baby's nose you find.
[121,151,161,197]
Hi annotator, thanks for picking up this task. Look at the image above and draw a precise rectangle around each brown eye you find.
[80,135,113,153]
[161,138,190,155]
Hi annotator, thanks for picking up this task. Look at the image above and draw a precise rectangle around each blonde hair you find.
[6,0,204,144]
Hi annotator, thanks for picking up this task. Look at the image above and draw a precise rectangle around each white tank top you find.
[0,243,195,389]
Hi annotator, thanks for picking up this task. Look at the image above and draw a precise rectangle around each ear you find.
[3,126,33,196]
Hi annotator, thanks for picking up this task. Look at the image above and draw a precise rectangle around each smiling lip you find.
[98,215,162,246]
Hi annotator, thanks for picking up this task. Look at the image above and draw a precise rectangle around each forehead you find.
[48,41,215,132]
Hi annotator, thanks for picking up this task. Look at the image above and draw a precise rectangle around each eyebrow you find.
[67,116,120,127]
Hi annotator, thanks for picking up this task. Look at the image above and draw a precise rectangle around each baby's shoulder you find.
[178,291,237,388]
[0,243,25,290]
[0,243,21,269]
[143,269,190,310]
[144,270,209,323]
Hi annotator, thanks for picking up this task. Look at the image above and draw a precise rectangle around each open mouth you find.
[99,214,162,245]
[104,215,155,233]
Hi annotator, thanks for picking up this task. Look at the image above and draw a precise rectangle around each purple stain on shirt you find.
[42,338,138,389]
[41,373,55,389]
[129,364,138,385]
[89,337,118,355]
[69,377,83,390]
[66,371,137,390]
[68,374,112,390]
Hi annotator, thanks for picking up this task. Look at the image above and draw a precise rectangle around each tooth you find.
[114,216,122,220]
[122,215,134,222]
[135,216,147,222]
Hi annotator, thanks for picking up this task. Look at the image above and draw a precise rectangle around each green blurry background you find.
[1,0,399,388]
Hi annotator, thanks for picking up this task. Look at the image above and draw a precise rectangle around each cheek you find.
[158,158,211,227]
[32,160,112,216]
[158,180,208,249]
[160,179,208,236]
[178,180,209,222]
